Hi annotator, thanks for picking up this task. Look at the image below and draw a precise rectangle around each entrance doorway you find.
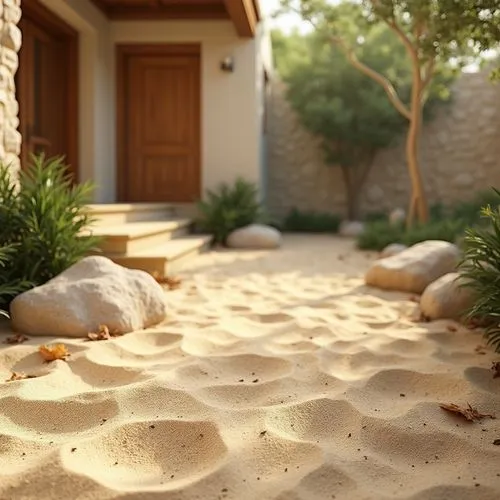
[16,0,79,179]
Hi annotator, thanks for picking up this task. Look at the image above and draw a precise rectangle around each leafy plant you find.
[0,154,100,309]
[283,208,341,233]
[357,218,466,251]
[459,190,500,352]
[197,178,263,245]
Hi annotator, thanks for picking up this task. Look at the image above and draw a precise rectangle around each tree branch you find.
[421,57,435,90]
[285,4,412,121]
[328,35,412,120]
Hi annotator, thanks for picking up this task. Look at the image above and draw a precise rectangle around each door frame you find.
[17,0,79,179]
[115,43,202,202]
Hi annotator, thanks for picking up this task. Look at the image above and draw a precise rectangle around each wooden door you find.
[117,45,201,202]
[16,3,78,178]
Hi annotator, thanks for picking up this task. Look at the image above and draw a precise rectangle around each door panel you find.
[16,7,78,178]
[120,48,201,202]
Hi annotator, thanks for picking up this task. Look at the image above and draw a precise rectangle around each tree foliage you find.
[272,3,454,219]
[277,0,500,226]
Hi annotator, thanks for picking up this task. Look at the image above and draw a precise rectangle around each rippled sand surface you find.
[0,235,499,500]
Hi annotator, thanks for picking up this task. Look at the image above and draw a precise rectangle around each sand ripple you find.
[1,236,499,499]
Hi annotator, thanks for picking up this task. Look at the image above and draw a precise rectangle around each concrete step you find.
[109,235,213,277]
[87,203,175,225]
[89,219,192,254]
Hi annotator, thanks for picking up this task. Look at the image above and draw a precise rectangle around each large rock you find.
[420,272,476,321]
[365,240,461,293]
[339,220,365,237]
[226,224,282,249]
[10,256,167,337]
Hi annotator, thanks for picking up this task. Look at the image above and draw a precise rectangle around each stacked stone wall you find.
[266,70,500,219]
[0,0,21,178]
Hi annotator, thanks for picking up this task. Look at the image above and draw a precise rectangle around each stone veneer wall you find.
[266,69,500,219]
[0,0,22,178]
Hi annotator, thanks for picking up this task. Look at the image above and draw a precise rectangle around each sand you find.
[0,235,499,500]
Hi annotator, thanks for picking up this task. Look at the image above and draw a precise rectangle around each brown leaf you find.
[446,325,457,333]
[439,402,496,422]
[475,345,487,355]
[4,333,29,344]
[87,324,119,341]
[39,344,70,362]
[153,273,182,290]
[491,361,500,379]
[6,372,37,382]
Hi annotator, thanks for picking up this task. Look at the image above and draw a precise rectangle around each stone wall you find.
[266,69,500,220]
[0,0,22,178]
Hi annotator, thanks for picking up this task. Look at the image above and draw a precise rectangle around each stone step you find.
[88,219,192,255]
[87,203,175,225]
[109,235,213,277]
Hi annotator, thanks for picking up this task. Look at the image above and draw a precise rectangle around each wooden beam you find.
[223,0,258,38]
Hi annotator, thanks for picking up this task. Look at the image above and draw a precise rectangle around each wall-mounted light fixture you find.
[220,56,235,73]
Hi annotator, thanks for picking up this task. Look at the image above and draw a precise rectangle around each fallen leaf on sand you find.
[6,372,37,382]
[475,345,487,355]
[3,333,29,344]
[39,344,69,362]
[491,361,500,379]
[439,402,495,422]
[153,273,182,290]
[446,324,457,333]
[87,324,120,341]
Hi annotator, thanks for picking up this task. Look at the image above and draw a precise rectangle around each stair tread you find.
[88,219,191,239]
[117,235,212,260]
[87,203,173,214]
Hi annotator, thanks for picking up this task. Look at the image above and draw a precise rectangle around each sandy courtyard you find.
[0,235,499,500]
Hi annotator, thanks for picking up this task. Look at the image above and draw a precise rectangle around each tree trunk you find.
[406,69,429,228]
[340,165,361,221]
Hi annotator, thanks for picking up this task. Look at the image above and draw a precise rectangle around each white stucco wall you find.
[35,0,264,203]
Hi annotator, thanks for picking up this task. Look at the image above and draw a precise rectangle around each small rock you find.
[365,240,461,293]
[420,272,476,321]
[226,224,282,249]
[389,208,406,226]
[10,256,167,337]
[339,220,364,237]
[380,243,407,259]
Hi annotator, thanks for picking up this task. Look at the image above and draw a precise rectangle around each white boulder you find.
[10,256,167,337]
[389,208,406,226]
[420,272,476,321]
[226,224,282,249]
[380,243,407,259]
[365,240,461,294]
[339,220,365,237]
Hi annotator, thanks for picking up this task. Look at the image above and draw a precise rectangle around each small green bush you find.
[0,154,100,310]
[357,219,467,251]
[196,177,263,245]
[282,208,341,233]
[459,190,500,352]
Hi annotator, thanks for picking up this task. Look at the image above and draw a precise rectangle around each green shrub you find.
[451,190,500,225]
[459,191,500,352]
[356,220,405,251]
[282,208,341,233]
[196,177,263,245]
[0,154,100,309]
[357,218,467,251]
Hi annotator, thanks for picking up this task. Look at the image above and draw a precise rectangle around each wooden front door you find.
[16,1,78,178]
[117,44,201,202]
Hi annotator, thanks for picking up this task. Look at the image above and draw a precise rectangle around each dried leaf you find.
[475,345,487,355]
[39,344,70,362]
[153,273,182,290]
[3,333,29,344]
[6,372,37,382]
[491,361,500,379]
[446,325,457,333]
[87,324,118,341]
[439,402,496,422]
